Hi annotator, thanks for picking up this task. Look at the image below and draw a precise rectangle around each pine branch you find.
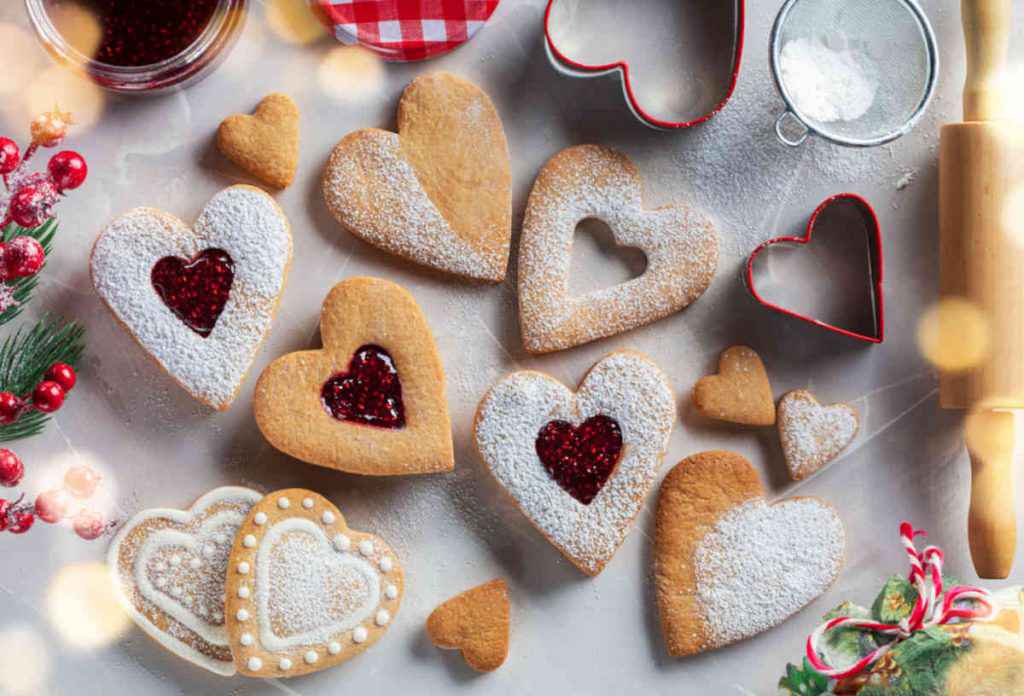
[0,316,84,442]
[0,219,58,328]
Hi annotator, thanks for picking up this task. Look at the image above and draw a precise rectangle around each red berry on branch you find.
[8,510,34,534]
[0,392,23,424]
[3,236,45,278]
[32,380,65,413]
[73,510,104,540]
[0,138,20,175]
[8,185,48,228]
[64,464,100,498]
[35,488,69,523]
[47,150,87,191]
[0,498,9,532]
[46,363,76,392]
[0,449,23,487]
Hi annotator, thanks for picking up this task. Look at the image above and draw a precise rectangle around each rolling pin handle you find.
[965,408,1017,579]
[962,0,1013,121]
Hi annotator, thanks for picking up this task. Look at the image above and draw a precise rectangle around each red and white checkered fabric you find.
[313,0,500,62]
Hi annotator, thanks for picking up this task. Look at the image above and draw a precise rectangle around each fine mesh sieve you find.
[770,0,938,147]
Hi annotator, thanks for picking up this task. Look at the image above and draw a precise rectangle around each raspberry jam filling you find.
[151,248,235,337]
[535,415,623,505]
[321,345,406,429]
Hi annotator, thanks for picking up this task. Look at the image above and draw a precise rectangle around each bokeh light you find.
[43,1,102,60]
[47,563,131,649]
[266,0,327,45]
[917,297,991,372]
[0,24,41,97]
[318,46,385,104]
[0,625,51,695]
[25,66,105,132]
[1002,184,1024,249]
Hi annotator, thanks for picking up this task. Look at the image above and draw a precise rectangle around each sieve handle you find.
[774,110,809,147]
[962,0,1012,121]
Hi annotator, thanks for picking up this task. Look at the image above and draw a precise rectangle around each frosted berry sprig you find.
[0,362,76,426]
[0,453,106,539]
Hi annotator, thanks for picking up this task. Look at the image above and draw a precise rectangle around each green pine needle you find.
[0,219,58,328]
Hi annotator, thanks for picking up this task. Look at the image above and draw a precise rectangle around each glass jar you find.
[24,0,248,94]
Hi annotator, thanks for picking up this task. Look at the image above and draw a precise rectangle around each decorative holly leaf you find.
[779,658,831,696]
[0,219,57,328]
[872,575,918,624]
[822,601,878,668]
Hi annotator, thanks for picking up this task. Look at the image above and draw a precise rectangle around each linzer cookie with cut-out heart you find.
[474,351,675,575]
[778,389,859,481]
[107,486,263,675]
[427,579,510,672]
[655,451,845,657]
[225,489,403,678]
[693,346,775,426]
[518,144,718,354]
[254,277,453,475]
[322,72,511,282]
[91,185,292,410]
[217,93,300,189]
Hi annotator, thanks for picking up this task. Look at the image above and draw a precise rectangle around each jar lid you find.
[312,0,500,62]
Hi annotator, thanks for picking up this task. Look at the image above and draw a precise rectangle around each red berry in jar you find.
[64,464,101,499]
[0,391,22,424]
[32,380,65,413]
[8,510,34,534]
[0,449,23,487]
[47,151,87,191]
[35,488,70,523]
[3,236,46,278]
[0,137,20,175]
[73,510,104,540]
[45,363,76,392]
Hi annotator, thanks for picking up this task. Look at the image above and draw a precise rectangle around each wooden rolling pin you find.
[939,0,1022,579]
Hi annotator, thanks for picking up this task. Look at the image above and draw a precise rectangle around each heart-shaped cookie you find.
[518,145,718,354]
[322,72,511,282]
[91,185,292,410]
[655,451,845,656]
[107,486,263,675]
[426,579,510,673]
[254,277,454,475]
[778,389,859,481]
[693,345,775,426]
[217,93,299,189]
[474,351,675,575]
[225,489,403,677]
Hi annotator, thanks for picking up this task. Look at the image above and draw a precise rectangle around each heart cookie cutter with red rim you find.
[744,193,884,344]
[544,0,745,130]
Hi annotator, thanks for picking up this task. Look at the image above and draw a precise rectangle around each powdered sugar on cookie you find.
[778,390,859,480]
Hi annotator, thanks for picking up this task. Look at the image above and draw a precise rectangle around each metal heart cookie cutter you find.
[745,194,884,344]
[544,0,745,130]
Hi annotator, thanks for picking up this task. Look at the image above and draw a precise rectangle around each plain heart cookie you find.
[224,489,403,678]
[693,346,775,426]
[217,93,299,189]
[91,185,292,410]
[322,72,511,282]
[254,277,454,475]
[426,579,510,673]
[518,144,718,354]
[655,451,846,656]
[107,486,263,675]
[474,350,675,575]
[778,389,859,480]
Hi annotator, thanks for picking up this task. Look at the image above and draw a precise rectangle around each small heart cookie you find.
[254,277,454,475]
[778,389,859,480]
[655,452,845,656]
[693,346,775,426]
[426,579,510,673]
[217,93,299,189]
[474,351,675,575]
[518,144,718,353]
[91,185,292,410]
[225,489,404,678]
[107,486,263,675]
[323,72,511,282]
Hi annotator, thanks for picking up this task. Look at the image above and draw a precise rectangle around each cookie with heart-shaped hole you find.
[693,346,775,426]
[254,277,453,475]
[225,489,404,678]
[322,72,511,282]
[217,93,299,189]
[91,185,292,410]
[655,451,845,656]
[427,579,510,672]
[518,145,718,354]
[107,486,263,675]
[474,350,675,575]
[778,389,859,481]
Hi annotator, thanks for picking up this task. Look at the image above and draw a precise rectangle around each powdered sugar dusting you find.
[91,186,292,409]
[778,390,859,480]
[694,499,845,646]
[474,352,675,574]
[519,145,718,353]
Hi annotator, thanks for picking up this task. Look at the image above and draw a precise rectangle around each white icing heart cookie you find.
[518,145,718,353]
[474,350,675,575]
[225,489,403,677]
[90,185,292,411]
[778,389,859,480]
[107,486,263,675]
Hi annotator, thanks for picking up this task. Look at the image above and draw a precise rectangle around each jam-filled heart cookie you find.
[427,579,510,672]
[217,93,300,189]
[693,346,775,426]
[655,452,845,656]
[322,72,512,282]
[107,486,263,675]
[518,145,718,353]
[778,389,859,480]
[91,185,292,410]
[254,277,454,475]
[474,351,675,575]
[225,489,403,677]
